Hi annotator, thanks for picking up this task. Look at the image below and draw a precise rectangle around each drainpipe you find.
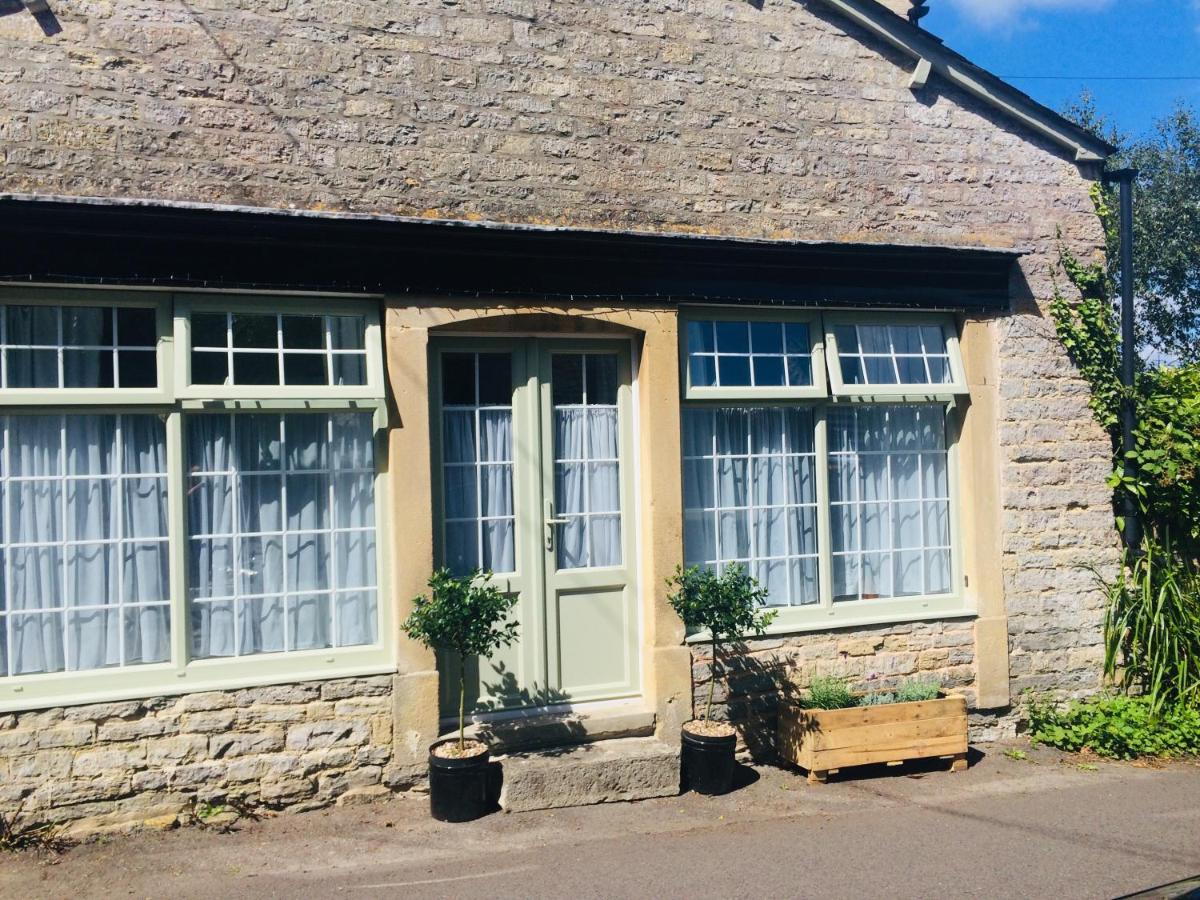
[1102,168,1142,551]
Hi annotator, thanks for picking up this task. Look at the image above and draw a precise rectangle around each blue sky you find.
[922,0,1200,138]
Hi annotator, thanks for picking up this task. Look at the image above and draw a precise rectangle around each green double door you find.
[432,338,639,716]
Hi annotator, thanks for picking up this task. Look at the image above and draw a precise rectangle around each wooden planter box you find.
[777,693,969,783]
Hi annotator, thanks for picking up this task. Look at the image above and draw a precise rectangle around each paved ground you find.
[4,743,1200,900]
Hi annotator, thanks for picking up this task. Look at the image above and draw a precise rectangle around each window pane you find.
[117,350,157,388]
[553,359,622,571]
[786,356,812,387]
[441,354,475,405]
[752,355,785,387]
[552,354,584,405]
[233,352,279,385]
[827,404,952,602]
[686,320,714,353]
[477,353,512,406]
[64,350,114,388]
[329,315,366,351]
[689,355,716,388]
[0,303,165,389]
[232,314,277,349]
[784,323,809,355]
[281,315,323,350]
[833,322,956,388]
[191,351,229,385]
[585,355,618,405]
[927,356,951,384]
[191,313,228,348]
[7,305,57,345]
[332,354,367,386]
[687,319,815,393]
[63,307,112,346]
[717,355,751,386]
[681,407,817,607]
[714,321,749,354]
[0,414,170,677]
[6,349,57,388]
[186,412,378,658]
[116,308,156,347]
[749,321,783,354]
[283,354,327,386]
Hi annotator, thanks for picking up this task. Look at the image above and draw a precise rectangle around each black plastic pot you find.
[681,726,737,795]
[428,740,491,822]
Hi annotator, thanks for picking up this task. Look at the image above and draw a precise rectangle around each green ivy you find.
[1050,246,1200,553]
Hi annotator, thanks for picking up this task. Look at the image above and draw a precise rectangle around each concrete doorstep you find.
[496,736,680,813]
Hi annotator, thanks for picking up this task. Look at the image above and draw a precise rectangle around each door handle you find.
[544,499,568,551]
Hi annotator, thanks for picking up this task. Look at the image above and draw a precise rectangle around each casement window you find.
[0,289,389,713]
[680,310,970,633]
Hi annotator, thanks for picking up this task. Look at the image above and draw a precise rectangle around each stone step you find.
[497,736,680,813]
[460,706,655,755]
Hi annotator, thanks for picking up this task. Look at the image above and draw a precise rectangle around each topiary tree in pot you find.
[402,568,518,822]
[667,563,776,795]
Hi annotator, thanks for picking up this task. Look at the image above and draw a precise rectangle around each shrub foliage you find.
[1103,538,1200,712]
[666,564,775,722]
[1050,246,1200,553]
[1029,694,1200,759]
[402,568,519,751]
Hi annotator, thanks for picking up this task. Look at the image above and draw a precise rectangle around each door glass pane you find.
[554,353,622,570]
[439,352,515,575]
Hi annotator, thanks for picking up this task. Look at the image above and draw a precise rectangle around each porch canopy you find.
[0,195,1018,309]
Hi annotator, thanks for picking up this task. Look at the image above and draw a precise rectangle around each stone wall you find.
[0,0,1118,793]
[0,676,402,836]
[691,619,992,756]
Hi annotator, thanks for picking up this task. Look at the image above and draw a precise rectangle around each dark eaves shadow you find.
[0,0,63,36]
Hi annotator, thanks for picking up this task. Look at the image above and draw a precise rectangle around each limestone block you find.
[498,738,679,812]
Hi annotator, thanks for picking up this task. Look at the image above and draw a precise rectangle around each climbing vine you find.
[1050,238,1200,555]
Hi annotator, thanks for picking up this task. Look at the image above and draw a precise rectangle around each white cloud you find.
[945,0,1114,29]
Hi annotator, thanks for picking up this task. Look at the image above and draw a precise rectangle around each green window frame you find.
[0,287,393,714]
[824,312,969,401]
[679,307,974,637]
[0,287,173,407]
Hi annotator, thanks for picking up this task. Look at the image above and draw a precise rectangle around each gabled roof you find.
[815,0,1116,163]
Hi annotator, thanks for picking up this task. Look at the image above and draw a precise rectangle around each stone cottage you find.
[0,0,1116,833]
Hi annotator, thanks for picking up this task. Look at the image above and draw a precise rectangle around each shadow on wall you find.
[702,641,806,763]
[0,0,62,35]
[474,665,591,757]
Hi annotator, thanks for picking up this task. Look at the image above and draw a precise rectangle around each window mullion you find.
[279,415,289,655]
[166,411,189,673]
[2,418,10,676]
[115,415,126,668]
[814,405,834,611]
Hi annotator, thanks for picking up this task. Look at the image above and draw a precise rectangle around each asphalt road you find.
[5,745,1200,899]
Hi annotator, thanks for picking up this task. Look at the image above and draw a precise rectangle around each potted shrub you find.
[667,564,776,795]
[778,675,968,783]
[402,568,519,822]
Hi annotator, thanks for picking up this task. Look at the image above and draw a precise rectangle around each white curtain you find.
[829,405,951,601]
[681,407,818,607]
[3,414,170,677]
[442,407,514,575]
[188,412,377,659]
[554,405,620,570]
